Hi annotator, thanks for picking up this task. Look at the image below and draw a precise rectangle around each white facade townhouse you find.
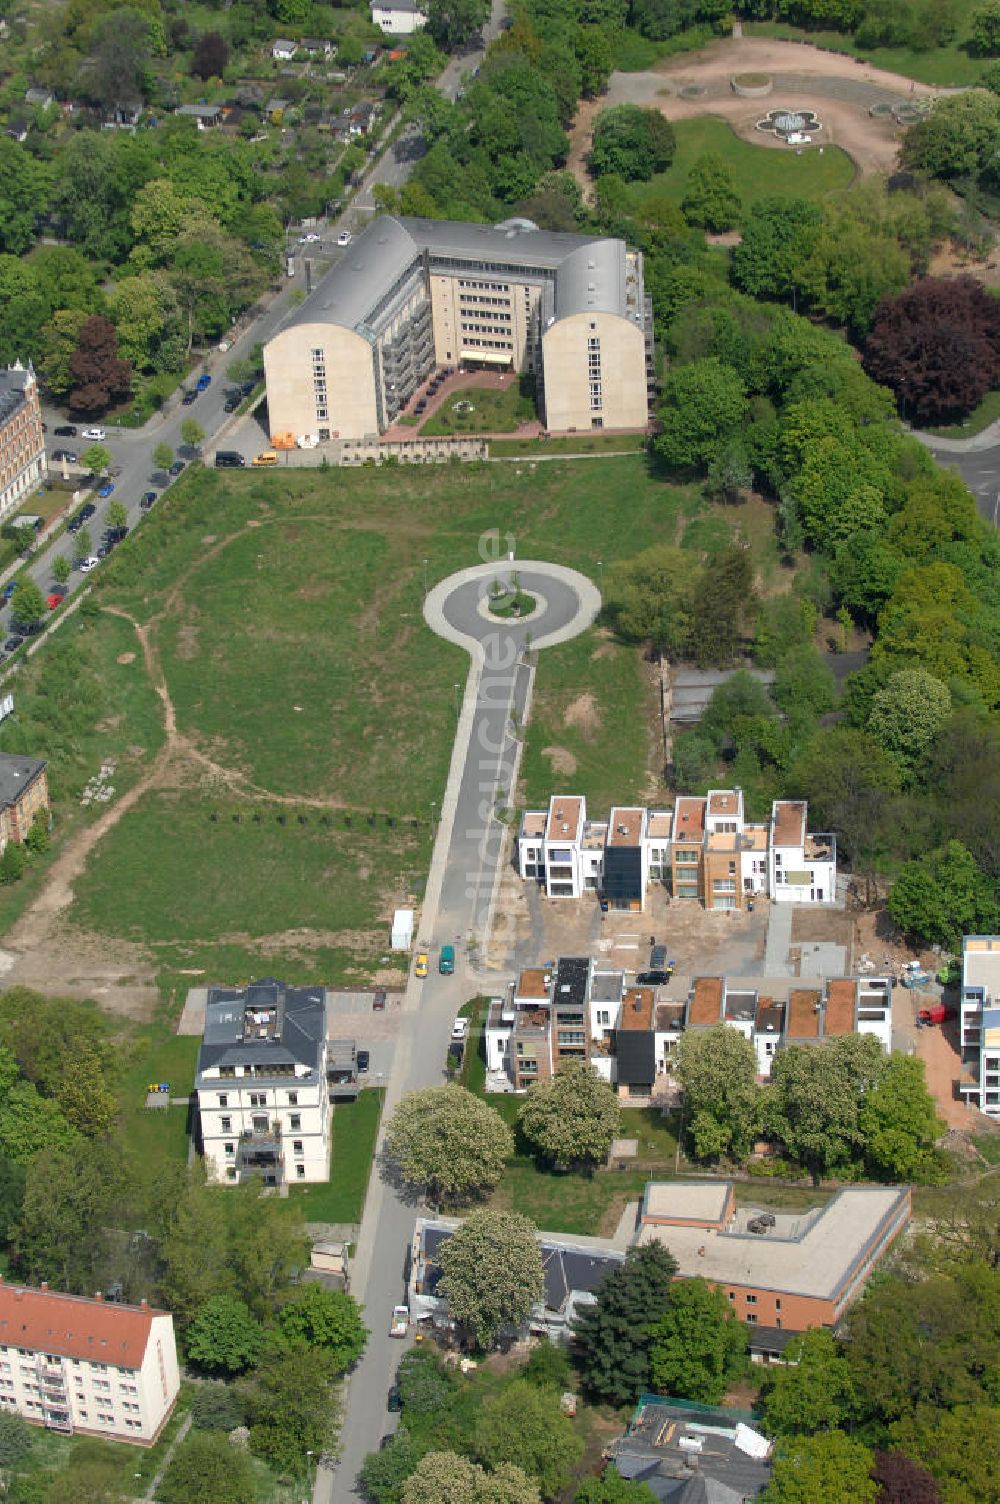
[196,978,330,1186]
[0,1283,179,1443]
[370,0,427,34]
[959,935,1000,1119]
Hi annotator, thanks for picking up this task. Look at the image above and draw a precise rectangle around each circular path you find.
[423,559,601,657]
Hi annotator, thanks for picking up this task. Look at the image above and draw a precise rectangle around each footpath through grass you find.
[628,117,855,216]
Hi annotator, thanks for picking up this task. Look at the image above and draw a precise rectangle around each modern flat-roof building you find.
[195,977,330,1187]
[637,1181,911,1332]
[0,1281,179,1443]
[959,934,1000,1119]
[517,791,836,910]
[263,215,653,443]
[0,363,46,523]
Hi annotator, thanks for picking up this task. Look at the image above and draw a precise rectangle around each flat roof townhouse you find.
[959,934,1000,1119]
[263,215,653,444]
[0,1282,179,1444]
[637,1181,911,1335]
[0,363,46,524]
[0,754,48,852]
[485,962,892,1098]
[517,791,835,912]
[195,977,330,1187]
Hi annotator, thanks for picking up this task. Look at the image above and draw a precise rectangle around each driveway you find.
[324,560,599,1502]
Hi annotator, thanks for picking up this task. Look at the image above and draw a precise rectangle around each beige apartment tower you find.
[264,216,655,442]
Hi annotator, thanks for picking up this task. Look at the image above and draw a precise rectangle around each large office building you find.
[0,1281,179,1443]
[263,215,654,442]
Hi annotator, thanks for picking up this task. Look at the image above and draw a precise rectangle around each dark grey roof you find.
[554,956,589,1010]
[615,1028,655,1086]
[747,1324,797,1358]
[279,215,632,342]
[374,0,426,11]
[0,367,30,427]
[590,971,624,1004]
[420,1224,622,1313]
[196,977,325,1081]
[0,754,46,811]
[613,1399,771,1501]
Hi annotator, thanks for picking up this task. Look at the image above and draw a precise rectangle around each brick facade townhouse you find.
[0,754,48,852]
[0,363,46,525]
[0,1281,179,1443]
[517,789,836,911]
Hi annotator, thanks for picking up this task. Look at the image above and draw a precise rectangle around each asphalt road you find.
[326,565,599,1504]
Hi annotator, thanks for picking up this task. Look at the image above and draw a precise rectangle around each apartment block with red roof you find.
[0,1282,179,1443]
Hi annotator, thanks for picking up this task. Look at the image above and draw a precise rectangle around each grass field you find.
[421,384,536,436]
[287,1089,384,1224]
[743,17,988,87]
[924,388,1000,439]
[628,117,855,215]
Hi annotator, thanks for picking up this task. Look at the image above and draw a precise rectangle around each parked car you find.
[78,556,99,573]
[53,425,77,437]
[81,427,106,441]
[387,1385,402,1412]
[1,582,16,602]
[181,389,199,405]
[637,970,672,987]
[196,373,211,391]
[104,525,128,544]
[46,592,64,610]
[650,943,668,971]
[451,1018,469,1042]
[223,394,241,413]
[3,637,22,653]
[96,481,114,498]
[79,502,96,521]
[140,491,157,508]
[389,1305,409,1338]
[300,232,321,243]
[372,989,386,1011]
[96,543,111,559]
[239,380,256,397]
[439,944,455,975]
[414,952,428,979]
[337,229,352,247]
[357,1049,370,1073]
[168,460,185,476]
[51,449,77,463]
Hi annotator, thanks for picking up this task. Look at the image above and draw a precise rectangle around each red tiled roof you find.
[0,1283,162,1368]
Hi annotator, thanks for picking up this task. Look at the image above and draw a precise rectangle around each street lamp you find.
[303,1449,316,1503]
[423,557,429,598]
[453,683,461,717]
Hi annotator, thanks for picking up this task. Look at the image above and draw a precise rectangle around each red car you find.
[46,592,64,610]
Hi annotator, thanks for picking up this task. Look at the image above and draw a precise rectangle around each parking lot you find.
[327,987,404,1090]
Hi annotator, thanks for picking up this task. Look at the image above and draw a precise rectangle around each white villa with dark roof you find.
[195,977,330,1187]
[263,215,654,443]
[517,791,836,911]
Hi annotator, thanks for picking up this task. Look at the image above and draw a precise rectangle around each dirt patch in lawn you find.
[117,652,136,665]
[564,692,601,742]
[543,745,578,777]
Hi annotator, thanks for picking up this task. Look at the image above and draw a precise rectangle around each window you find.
[745,1294,757,1305]
[217,1094,228,1108]
[252,1115,268,1133]
[294,1140,303,1154]
[224,1142,235,1157]
[296,1165,306,1179]
[775,1299,781,1311]
[775,1318,782,1329]
[249,1092,266,1107]
[597,1010,610,1026]
[746,1314,757,1324]
[226,1168,236,1181]
[290,1113,301,1130]
[220,1116,231,1132]
[287,1092,298,1106]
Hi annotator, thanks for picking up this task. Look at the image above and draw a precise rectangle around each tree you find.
[676,1024,761,1162]
[766,1034,887,1182]
[687,543,756,669]
[681,152,741,232]
[766,1432,877,1504]
[360,1427,422,1504]
[0,844,26,886]
[159,1431,256,1504]
[865,275,1000,423]
[521,1340,573,1392]
[68,316,131,415]
[870,1451,943,1504]
[859,1055,945,1182]
[589,105,675,182]
[771,646,836,720]
[475,1381,583,1498]
[602,545,695,659]
[730,197,822,300]
[153,442,174,471]
[705,439,752,505]
[435,1211,544,1348]
[517,1060,620,1169]
[82,445,112,477]
[572,1243,678,1405]
[648,1278,747,1404]
[383,1086,514,1204]
[159,1173,233,1325]
[575,1474,658,1504]
[277,1286,367,1372]
[888,839,999,949]
[654,358,747,473]
[10,582,45,630]
[239,1334,339,1475]
[759,1329,856,1437]
[0,1411,33,1467]
[788,726,899,866]
[186,1295,265,1376]
[73,527,92,564]
[426,0,490,50]
[0,139,53,255]
[866,667,951,781]
[52,556,71,586]
[105,500,128,534]
[77,7,152,117]
[401,1450,541,1504]
[180,418,205,450]
[190,1382,247,1433]
[192,30,229,79]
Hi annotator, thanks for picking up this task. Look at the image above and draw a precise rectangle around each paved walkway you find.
[326,560,600,1503]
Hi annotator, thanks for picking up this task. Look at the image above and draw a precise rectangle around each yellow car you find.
[414,952,429,979]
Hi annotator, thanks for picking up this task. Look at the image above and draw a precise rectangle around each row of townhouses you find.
[959,934,1000,1120]
[411,1180,911,1354]
[485,959,893,1096]
[516,790,837,911]
[0,1282,179,1444]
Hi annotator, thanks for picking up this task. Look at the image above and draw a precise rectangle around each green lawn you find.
[743,18,989,87]
[420,384,536,436]
[923,388,1000,439]
[628,116,855,215]
[118,1013,201,1174]
[287,1089,383,1224]
[489,434,648,457]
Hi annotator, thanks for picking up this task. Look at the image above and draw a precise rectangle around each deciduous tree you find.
[10,582,45,631]
[68,316,131,415]
[572,1243,678,1404]
[759,1329,856,1437]
[186,1295,265,1375]
[648,1278,747,1404]
[681,152,741,232]
[426,0,490,50]
[888,839,999,949]
[766,1034,887,1182]
[870,1450,943,1504]
[575,1474,658,1504]
[517,1060,620,1169]
[589,105,675,181]
[192,30,229,79]
[602,545,695,659]
[0,140,53,255]
[654,357,747,473]
[436,1211,544,1348]
[277,1286,367,1372]
[401,1450,541,1504]
[159,1431,256,1504]
[676,1023,761,1162]
[474,1381,583,1498]
[766,1432,877,1504]
[864,276,1000,424]
[384,1086,513,1203]
[239,1334,339,1476]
